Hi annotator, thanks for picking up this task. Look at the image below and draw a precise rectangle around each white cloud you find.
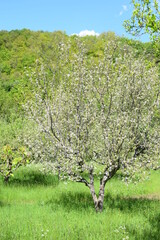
[119,4,128,16]
[122,5,128,11]
[71,30,100,37]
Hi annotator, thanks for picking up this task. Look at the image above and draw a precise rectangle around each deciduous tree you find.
[0,145,30,183]
[25,40,160,211]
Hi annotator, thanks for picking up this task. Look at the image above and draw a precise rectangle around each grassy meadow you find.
[0,166,159,240]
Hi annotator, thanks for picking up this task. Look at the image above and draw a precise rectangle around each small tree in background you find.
[25,40,160,212]
[0,145,30,183]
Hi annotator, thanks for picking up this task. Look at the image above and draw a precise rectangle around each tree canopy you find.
[25,39,160,211]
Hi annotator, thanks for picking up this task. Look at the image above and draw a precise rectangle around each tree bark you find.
[97,183,105,212]
[89,164,120,212]
[89,168,105,212]
[4,175,10,183]
[4,159,12,183]
[89,182,105,212]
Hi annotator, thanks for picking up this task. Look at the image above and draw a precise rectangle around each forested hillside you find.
[0,29,159,148]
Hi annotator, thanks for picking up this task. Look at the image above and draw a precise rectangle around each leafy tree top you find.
[124,0,160,40]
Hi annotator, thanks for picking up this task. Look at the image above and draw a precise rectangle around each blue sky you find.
[0,0,149,42]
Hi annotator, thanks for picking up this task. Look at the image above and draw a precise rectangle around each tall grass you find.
[0,166,159,240]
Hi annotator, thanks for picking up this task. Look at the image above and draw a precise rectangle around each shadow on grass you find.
[46,191,94,211]
[141,212,160,240]
[46,190,160,212]
[8,168,59,187]
[0,201,4,207]
[104,193,160,239]
[45,191,160,239]
[104,193,160,212]
[0,200,10,207]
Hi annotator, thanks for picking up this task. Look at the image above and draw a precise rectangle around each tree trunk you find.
[89,183,105,212]
[89,164,120,212]
[89,170,105,212]
[4,159,12,183]
[4,175,10,183]
[97,183,105,212]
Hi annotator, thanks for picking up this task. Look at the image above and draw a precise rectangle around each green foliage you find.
[0,29,158,125]
[0,30,69,122]
[124,0,160,67]
[124,0,160,40]
[0,145,31,182]
[0,118,26,147]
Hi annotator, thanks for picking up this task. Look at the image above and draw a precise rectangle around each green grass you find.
[0,167,160,240]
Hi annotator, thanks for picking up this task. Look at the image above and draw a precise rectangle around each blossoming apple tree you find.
[25,39,160,211]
